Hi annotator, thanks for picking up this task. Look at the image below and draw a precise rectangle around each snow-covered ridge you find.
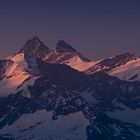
[86,53,138,74]
[0,54,39,96]
[109,58,140,81]
[8,41,140,82]
[0,61,31,96]
[65,55,97,71]
[10,51,94,72]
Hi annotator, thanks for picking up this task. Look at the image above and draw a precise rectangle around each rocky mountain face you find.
[20,36,50,59]
[56,40,78,53]
[0,37,140,140]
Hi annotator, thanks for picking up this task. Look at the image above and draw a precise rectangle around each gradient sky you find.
[0,0,140,60]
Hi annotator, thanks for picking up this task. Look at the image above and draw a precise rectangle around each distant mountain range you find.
[0,36,140,140]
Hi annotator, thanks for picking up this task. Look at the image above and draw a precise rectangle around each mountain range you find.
[0,36,140,140]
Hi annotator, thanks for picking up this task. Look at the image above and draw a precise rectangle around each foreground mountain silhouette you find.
[0,36,140,140]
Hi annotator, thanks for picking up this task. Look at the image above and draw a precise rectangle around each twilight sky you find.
[0,0,140,60]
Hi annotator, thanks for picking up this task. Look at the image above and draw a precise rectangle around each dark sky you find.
[0,0,140,60]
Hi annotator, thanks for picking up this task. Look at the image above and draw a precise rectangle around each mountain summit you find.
[20,36,50,59]
[56,40,77,53]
